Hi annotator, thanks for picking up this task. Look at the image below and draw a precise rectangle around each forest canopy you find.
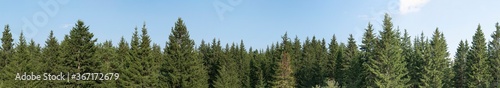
[0,14,500,88]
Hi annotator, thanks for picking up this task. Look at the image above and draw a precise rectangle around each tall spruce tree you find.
[467,25,491,87]
[65,20,98,87]
[272,33,295,88]
[116,37,138,87]
[161,18,208,88]
[2,32,29,87]
[92,41,117,87]
[453,40,469,88]
[0,25,13,83]
[489,22,500,87]
[368,13,409,87]
[400,30,414,87]
[341,34,359,87]
[42,30,63,87]
[326,34,338,81]
[360,23,376,88]
[1,25,13,69]
[420,28,449,88]
[213,43,241,88]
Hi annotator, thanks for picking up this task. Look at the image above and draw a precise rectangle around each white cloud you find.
[60,23,72,29]
[399,0,430,15]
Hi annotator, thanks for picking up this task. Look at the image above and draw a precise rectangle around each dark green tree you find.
[326,34,338,80]
[489,22,500,87]
[272,33,295,88]
[64,20,98,87]
[467,25,491,87]
[0,25,13,84]
[1,25,13,69]
[420,28,449,88]
[340,34,359,87]
[41,30,63,87]
[116,37,139,87]
[161,18,208,88]
[368,13,409,87]
[360,23,376,88]
[453,40,468,88]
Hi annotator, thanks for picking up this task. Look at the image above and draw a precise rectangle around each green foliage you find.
[161,18,208,88]
[367,13,409,88]
[453,40,468,88]
[272,33,295,88]
[489,22,500,87]
[360,23,376,88]
[467,25,491,87]
[1,14,500,88]
[420,28,450,88]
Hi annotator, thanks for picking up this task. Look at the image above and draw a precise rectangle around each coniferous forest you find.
[0,14,500,88]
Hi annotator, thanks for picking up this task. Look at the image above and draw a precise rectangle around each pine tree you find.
[360,23,376,87]
[116,37,137,87]
[272,33,295,88]
[93,40,117,87]
[400,30,414,87]
[368,13,409,87]
[467,24,491,87]
[453,40,468,88]
[326,34,338,80]
[340,34,359,87]
[42,30,63,87]
[250,47,267,88]
[150,43,163,87]
[161,18,208,88]
[206,38,223,88]
[213,43,241,88]
[489,22,500,87]
[2,32,29,87]
[1,25,13,69]
[0,25,13,83]
[64,20,98,87]
[125,27,143,87]
[138,23,158,87]
[420,28,449,88]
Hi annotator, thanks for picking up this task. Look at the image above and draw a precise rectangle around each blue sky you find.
[1,0,500,57]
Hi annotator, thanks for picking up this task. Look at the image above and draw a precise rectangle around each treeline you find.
[0,14,499,88]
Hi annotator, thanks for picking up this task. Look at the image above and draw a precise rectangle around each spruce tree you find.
[326,34,338,80]
[138,23,158,87]
[213,44,240,88]
[489,22,500,87]
[42,30,62,87]
[467,25,491,87]
[272,33,295,88]
[368,13,409,87]
[2,32,29,87]
[360,23,376,87]
[340,34,359,87]
[420,28,449,88]
[116,37,137,87]
[0,25,13,83]
[92,41,117,87]
[64,20,98,87]
[400,30,414,87]
[161,18,208,88]
[1,25,13,69]
[453,40,468,88]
